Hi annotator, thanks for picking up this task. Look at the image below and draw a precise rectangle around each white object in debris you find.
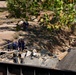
[26,51,32,57]
[21,53,26,58]
[18,20,24,25]
[33,49,41,57]
[33,52,40,56]
[33,52,37,56]
[33,49,37,56]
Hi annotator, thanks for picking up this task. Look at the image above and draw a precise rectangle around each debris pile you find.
[0,48,59,68]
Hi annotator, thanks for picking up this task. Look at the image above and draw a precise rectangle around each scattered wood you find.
[57,51,68,60]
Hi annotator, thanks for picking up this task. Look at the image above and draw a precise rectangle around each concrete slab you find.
[57,48,76,72]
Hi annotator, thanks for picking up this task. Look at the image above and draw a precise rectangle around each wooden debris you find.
[57,51,68,60]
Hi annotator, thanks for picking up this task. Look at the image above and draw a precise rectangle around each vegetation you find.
[6,0,76,31]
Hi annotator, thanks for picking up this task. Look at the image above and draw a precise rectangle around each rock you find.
[33,51,41,58]
[35,53,41,58]
[21,53,26,58]
[17,20,24,26]
[33,49,37,53]
[26,51,32,57]
[32,49,38,56]
[33,19,38,22]
[31,16,36,21]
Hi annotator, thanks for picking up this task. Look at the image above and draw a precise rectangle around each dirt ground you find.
[0,1,6,8]
[0,1,13,44]
[0,1,76,62]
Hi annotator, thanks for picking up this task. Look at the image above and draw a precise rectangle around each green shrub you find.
[7,0,76,31]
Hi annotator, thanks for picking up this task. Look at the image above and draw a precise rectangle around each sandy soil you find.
[0,23,16,47]
[0,1,7,8]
